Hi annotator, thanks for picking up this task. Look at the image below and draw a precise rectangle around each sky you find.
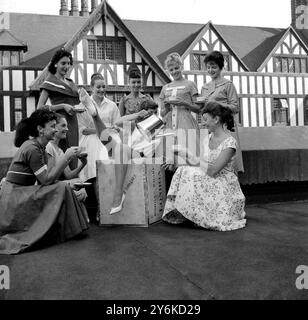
[1,0,292,28]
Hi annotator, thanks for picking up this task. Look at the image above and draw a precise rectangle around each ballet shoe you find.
[109,193,126,215]
[79,88,97,117]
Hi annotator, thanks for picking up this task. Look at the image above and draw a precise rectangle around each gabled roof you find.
[123,19,204,66]
[0,29,27,50]
[210,25,285,71]
[296,29,308,47]
[30,0,170,90]
[257,25,308,72]
[6,12,86,65]
[181,22,249,71]
[122,20,287,71]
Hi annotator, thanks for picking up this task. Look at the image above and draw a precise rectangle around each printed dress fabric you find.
[119,93,152,116]
[0,139,89,254]
[162,135,246,231]
[201,78,244,173]
[40,74,80,151]
[159,79,200,163]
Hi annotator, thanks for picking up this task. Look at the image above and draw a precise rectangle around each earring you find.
[55,64,58,68]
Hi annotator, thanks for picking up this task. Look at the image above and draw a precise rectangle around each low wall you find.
[0,132,17,158]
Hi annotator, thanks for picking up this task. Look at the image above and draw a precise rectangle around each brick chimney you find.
[91,0,99,13]
[70,0,79,16]
[59,0,69,16]
[291,0,308,29]
[80,0,89,17]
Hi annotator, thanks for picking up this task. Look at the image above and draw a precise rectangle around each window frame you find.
[273,55,308,73]
[86,36,126,64]
[272,97,290,126]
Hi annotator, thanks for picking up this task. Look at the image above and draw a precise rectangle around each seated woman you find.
[46,113,89,221]
[0,109,89,254]
[162,101,246,231]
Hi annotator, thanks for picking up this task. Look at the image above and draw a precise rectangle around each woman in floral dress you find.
[200,51,244,173]
[162,101,246,231]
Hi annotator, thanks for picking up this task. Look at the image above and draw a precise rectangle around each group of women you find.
[0,48,246,255]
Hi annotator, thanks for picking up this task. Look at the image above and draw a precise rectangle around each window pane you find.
[115,92,124,104]
[88,40,95,59]
[15,97,22,109]
[14,111,23,126]
[3,51,10,66]
[105,41,113,60]
[14,97,23,126]
[301,58,307,73]
[281,58,288,73]
[11,51,19,66]
[97,41,105,60]
[192,54,200,70]
[114,41,123,61]
[288,58,294,73]
[106,93,115,102]
[294,59,301,73]
[223,55,231,71]
[274,57,281,72]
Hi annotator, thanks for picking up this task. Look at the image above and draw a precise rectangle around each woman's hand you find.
[172,145,189,158]
[165,97,186,107]
[64,146,80,162]
[63,104,76,116]
[79,155,88,167]
[161,157,175,171]
[137,109,151,120]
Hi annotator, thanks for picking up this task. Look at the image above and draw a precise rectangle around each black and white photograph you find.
[0,0,307,305]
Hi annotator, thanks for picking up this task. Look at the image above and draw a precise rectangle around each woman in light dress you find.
[162,101,246,231]
[200,51,244,173]
[46,113,89,222]
[78,73,120,218]
[159,52,200,170]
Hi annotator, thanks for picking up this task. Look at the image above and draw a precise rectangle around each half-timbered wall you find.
[0,67,41,132]
[183,27,246,73]
[185,70,308,127]
[69,17,164,91]
[261,31,308,73]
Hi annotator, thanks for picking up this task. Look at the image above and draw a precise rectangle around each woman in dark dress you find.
[37,49,83,154]
[0,109,89,254]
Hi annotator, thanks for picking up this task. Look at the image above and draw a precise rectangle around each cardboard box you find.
[97,160,166,226]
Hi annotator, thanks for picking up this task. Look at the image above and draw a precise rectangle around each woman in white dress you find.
[77,73,118,218]
[162,101,246,231]
[46,113,89,221]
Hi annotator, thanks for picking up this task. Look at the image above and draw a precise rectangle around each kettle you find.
[136,114,165,141]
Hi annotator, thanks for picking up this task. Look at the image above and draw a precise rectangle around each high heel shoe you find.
[79,88,97,117]
[109,193,126,215]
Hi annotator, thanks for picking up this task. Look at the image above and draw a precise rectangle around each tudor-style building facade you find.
[1,0,308,132]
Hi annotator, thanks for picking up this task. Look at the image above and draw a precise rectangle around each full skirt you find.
[162,166,246,231]
[0,180,89,254]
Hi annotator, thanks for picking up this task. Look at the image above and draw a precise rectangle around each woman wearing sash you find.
[0,109,89,254]
[38,49,82,155]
